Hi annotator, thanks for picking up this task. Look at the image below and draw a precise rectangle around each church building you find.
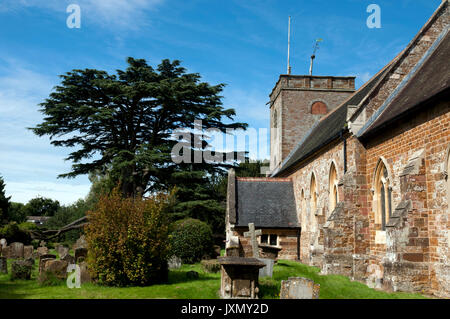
[226,1,450,297]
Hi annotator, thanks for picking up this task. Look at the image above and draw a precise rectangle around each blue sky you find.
[0,0,440,205]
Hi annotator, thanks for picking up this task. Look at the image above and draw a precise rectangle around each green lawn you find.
[0,258,427,299]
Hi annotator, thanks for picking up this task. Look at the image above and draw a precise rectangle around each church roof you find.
[359,29,450,138]
[234,178,299,229]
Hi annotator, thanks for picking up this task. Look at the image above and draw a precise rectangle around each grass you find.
[0,258,427,299]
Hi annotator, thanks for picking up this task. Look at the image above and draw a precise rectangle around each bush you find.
[170,218,214,264]
[85,188,173,287]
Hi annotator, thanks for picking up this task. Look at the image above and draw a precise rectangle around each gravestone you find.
[0,256,7,274]
[11,260,32,280]
[10,242,24,259]
[0,238,6,249]
[244,223,262,258]
[168,256,182,269]
[23,246,34,259]
[259,244,282,262]
[57,246,69,258]
[258,258,275,278]
[39,254,57,273]
[43,260,69,280]
[219,256,265,299]
[61,254,75,265]
[73,235,87,250]
[75,248,88,264]
[79,261,91,284]
[280,277,320,299]
[24,257,35,268]
[225,235,241,257]
[37,247,49,256]
[1,246,11,258]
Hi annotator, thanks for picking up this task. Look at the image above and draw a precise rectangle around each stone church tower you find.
[269,75,355,172]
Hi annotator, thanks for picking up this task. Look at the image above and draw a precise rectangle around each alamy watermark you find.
[367,4,382,29]
[66,264,81,288]
[171,120,271,175]
[66,4,81,29]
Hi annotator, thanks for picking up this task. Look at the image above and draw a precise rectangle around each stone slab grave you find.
[244,223,274,278]
[219,256,266,299]
[259,244,282,262]
[280,277,320,299]
[0,256,7,274]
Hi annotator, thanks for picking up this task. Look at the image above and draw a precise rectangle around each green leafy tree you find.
[31,57,247,199]
[24,197,60,217]
[8,202,27,223]
[0,175,11,223]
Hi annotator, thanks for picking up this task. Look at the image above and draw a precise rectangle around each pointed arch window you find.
[374,160,392,230]
[329,163,339,213]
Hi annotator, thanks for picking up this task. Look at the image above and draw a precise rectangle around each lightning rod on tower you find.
[309,38,323,76]
[287,16,291,75]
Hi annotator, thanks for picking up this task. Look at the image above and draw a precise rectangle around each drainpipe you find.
[297,228,301,260]
[341,130,347,173]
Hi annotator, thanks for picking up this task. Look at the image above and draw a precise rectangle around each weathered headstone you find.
[0,256,7,274]
[73,235,87,250]
[244,223,262,258]
[168,256,182,269]
[24,257,35,268]
[56,245,69,258]
[79,261,91,284]
[61,254,75,265]
[225,235,241,257]
[39,254,56,273]
[1,246,11,258]
[0,238,7,249]
[37,247,49,256]
[74,248,88,264]
[258,258,275,278]
[43,260,69,280]
[10,242,24,259]
[11,260,32,280]
[23,246,34,259]
[280,277,320,299]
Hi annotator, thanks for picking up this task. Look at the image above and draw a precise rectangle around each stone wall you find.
[365,100,450,296]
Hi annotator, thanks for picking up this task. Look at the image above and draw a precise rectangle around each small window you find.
[269,235,278,246]
[260,234,269,244]
[260,234,278,246]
